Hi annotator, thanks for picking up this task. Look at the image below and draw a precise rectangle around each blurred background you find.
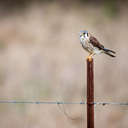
[0,0,128,128]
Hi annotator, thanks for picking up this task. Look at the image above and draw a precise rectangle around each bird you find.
[79,30,116,60]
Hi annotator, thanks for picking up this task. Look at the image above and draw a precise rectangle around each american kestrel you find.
[79,30,116,59]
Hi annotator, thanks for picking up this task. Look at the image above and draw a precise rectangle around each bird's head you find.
[79,30,89,43]
[79,30,89,38]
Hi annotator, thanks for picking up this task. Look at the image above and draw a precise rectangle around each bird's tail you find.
[103,48,116,57]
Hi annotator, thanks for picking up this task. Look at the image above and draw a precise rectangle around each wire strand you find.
[94,102,128,106]
[0,100,127,106]
[0,100,85,104]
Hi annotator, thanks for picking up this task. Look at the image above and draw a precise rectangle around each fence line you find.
[0,100,127,106]
[0,100,84,104]
[95,102,128,106]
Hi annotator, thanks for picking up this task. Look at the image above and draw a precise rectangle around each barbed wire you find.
[0,100,128,106]
[95,102,128,106]
[0,100,84,104]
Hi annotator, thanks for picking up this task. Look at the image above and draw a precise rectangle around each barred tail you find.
[103,48,116,57]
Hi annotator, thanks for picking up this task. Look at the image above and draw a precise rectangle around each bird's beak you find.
[80,34,82,37]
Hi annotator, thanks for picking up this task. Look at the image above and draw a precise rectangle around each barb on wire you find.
[0,100,128,106]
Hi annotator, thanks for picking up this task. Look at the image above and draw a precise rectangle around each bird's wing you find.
[89,36,104,50]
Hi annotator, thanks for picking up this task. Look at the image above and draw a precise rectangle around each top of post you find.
[87,56,93,62]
